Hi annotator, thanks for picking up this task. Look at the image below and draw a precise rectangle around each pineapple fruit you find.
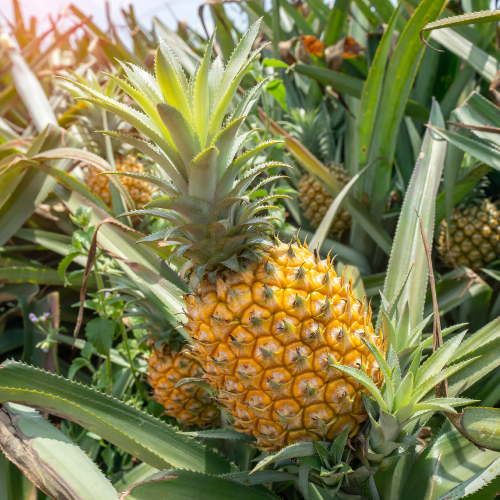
[185,242,383,450]
[282,108,351,236]
[437,197,500,271]
[85,154,152,208]
[71,21,383,450]
[147,343,220,427]
[297,164,351,236]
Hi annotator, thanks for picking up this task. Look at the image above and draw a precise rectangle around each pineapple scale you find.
[184,240,383,451]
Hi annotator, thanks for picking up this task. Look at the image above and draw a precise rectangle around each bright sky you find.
[1,0,498,45]
[0,0,237,40]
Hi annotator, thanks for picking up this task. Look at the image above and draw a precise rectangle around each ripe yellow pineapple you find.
[73,20,384,450]
[147,343,220,427]
[185,240,382,450]
[297,164,351,236]
[437,197,500,271]
[85,154,152,208]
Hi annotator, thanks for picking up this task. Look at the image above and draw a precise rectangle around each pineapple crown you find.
[281,106,334,164]
[457,176,490,209]
[61,20,290,285]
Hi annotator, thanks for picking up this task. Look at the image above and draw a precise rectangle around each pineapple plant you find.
[64,21,385,450]
[437,182,500,271]
[283,108,351,237]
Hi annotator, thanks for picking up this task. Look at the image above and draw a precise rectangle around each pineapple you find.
[297,164,351,236]
[283,108,351,236]
[69,21,383,450]
[85,154,152,208]
[147,343,220,427]
[437,190,500,271]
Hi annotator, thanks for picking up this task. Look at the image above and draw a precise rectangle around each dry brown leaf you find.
[302,35,325,56]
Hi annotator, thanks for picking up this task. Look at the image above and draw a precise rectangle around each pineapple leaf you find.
[393,372,413,411]
[230,139,283,171]
[194,33,215,149]
[362,338,394,411]
[429,126,500,172]
[104,73,171,143]
[395,302,411,352]
[434,456,500,500]
[179,428,252,441]
[156,41,192,119]
[145,195,211,224]
[404,428,500,499]
[383,100,446,335]
[212,116,246,181]
[157,102,200,173]
[330,426,350,464]
[218,19,261,105]
[450,317,500,363]
[0,360,234,473]
[208,56,224,119]
[421,10,500,33]
[188,146,219,201]
[331,364,387,412]
[208,44,267,144]
[410,357,479,404]
[120,62,163,104]
[227,161,289,200]
[407,313,433,348]
[218,471,298,487]
[231,77,269,122]
[381,312,398,356]
[120,469,280,500]
[314,441,332,469]
[0,403,119,500]
[415,331,467,388]
[115,209,185,225]
[408,345,423,380]
[101,132,188,192]
[250,441,330,473]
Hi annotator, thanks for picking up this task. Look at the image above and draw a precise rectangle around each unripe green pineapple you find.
[437,186,500,270]
[297,164,351,236]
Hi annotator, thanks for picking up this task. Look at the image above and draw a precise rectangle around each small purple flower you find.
[104,291,111,299]
[42,348,49,353]
[29,313,38,323]
[40,312,51,322]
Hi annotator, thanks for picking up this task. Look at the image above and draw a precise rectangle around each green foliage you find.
[2,2,500,500]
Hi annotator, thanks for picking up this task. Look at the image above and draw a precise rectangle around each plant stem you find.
[262,91,270,142]
[52,345,60,375]
[106,355,112,393]
[120,322,147,400]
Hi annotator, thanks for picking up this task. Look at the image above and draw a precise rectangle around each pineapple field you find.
[3,0,500,498]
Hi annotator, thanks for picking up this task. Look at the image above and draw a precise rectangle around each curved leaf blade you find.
[0,360,234,473]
